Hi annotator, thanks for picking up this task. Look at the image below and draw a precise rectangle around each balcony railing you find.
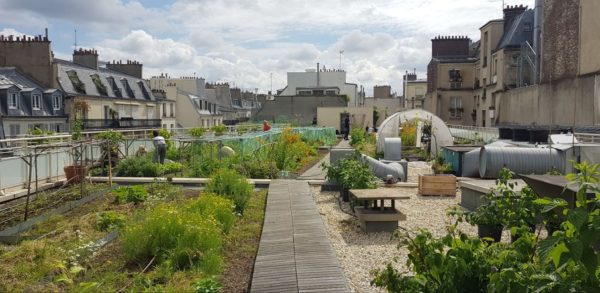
[81,119,162,130]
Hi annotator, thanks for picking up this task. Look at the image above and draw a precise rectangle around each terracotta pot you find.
[64,165,87,183]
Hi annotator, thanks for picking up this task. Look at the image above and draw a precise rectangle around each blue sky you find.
[0,0,534,95]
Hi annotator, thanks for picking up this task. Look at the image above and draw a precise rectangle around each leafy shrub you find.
[271,128,315,171]
[349,127,366,146]
[188,127,206,138]
[188,193,236,233]
[205,169,253,214]
[95,211,125,231]
[235,156,279,179]
[115,156,182,177]
[121,202,223,271]
[211,125,227,136]
[193,278,222,293]
[113,185,148,204]
[322,151,377,190]
[166,147,181,161]
[373,162,600,292]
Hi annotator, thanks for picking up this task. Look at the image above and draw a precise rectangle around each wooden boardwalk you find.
[251,180,350,293]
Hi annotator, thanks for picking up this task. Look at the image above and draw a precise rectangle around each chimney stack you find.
[72,48,99,69]
[503,4,528,31]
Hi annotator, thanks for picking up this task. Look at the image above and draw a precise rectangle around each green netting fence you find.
[178,127,336,157]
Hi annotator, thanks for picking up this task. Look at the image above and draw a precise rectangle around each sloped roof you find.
[0,67,60,91]
[496,9,534,50]
[55,59,156,101]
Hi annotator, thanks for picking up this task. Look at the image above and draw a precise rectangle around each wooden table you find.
[349,188,409,233]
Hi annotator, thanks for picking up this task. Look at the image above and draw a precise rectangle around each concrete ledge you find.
[0,180,67,204]
[88,176,271,187]
[355,207,406,233]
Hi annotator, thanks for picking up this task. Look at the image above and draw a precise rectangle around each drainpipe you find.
[317,63,320,87]
[533,0,543,83]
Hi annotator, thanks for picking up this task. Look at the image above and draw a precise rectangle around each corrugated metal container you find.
[479,146,564,179]
[441,146,480,176]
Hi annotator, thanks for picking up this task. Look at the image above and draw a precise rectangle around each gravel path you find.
[310,162,507,293]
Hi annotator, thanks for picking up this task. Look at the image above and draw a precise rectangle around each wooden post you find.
[108,140,113,187]
[23,154,33,221]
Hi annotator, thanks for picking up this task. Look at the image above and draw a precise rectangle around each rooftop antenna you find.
[339,50,344,70]
[73,29,77,51]
[270,73,273,94]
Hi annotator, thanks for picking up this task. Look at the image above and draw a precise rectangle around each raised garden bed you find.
[418,174,457,196]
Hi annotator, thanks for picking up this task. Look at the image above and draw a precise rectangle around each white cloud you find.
[0,0,536,95]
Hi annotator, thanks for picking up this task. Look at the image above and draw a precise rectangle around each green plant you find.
[372,229,494,292]
[211,124,227,136]
[95,129,124,145]
[350,127,366,146]
[401,120,418,147]
[145,180,182,201]
[193,277,222,293]
[95,211,125,231]
[188,127,206,138]
[27,127,54,145]
[205,169,253,214]
[188,193,236,233]
[431,156,452,174]
[322,151,377,190]
[121,202,223,271]
[113,185,148,204]
[115,156,182,177]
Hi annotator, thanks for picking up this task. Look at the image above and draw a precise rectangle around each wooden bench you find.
[349,188,409,233]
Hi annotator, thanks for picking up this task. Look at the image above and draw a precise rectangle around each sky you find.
[0,0,534,95]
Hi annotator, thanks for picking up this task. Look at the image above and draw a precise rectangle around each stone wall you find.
[541,0,580,82]
[253,95,347,125]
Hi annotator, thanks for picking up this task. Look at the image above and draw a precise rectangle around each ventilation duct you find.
[479,146,564,179]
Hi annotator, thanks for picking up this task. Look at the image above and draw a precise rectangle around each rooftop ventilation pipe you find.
[479,146,564,179]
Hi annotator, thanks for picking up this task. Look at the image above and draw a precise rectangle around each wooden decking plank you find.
[251,180,350,293]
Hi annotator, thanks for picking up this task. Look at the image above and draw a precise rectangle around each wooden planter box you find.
[418,174,457,196]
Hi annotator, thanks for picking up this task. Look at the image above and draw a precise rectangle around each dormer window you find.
[8,92,18,109]
[53,95,61,110]
[138,81,151,100]
[121,78,135,98]
[107,76,122,97]
[66,70,86,94]
[90,74,108,96]
[32,94,41,110]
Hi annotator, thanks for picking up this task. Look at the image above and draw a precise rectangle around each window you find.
[298,90,311,96]
[170,103,174,117]
[8,92,18,109]
[325,90,337,96]
[494,59,498,76]
[162,103,167,117]
[53,95,61,110]
[147,107,155,119]
[483,32,488,67]
[9,124,21,137]
[313,90,324,96]
[32,94,41,110]
[204,101,208,110]
[118,104,134,118]
[449,97,463,119]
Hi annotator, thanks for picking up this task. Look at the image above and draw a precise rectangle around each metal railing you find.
[447,124,499,143]
[81,119,161,130]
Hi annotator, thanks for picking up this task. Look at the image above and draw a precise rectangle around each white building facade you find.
[278,67,358,106]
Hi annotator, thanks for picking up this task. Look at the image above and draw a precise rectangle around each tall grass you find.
[205,169,253,214]
[188,193,236,233]
[121,203,223,271]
